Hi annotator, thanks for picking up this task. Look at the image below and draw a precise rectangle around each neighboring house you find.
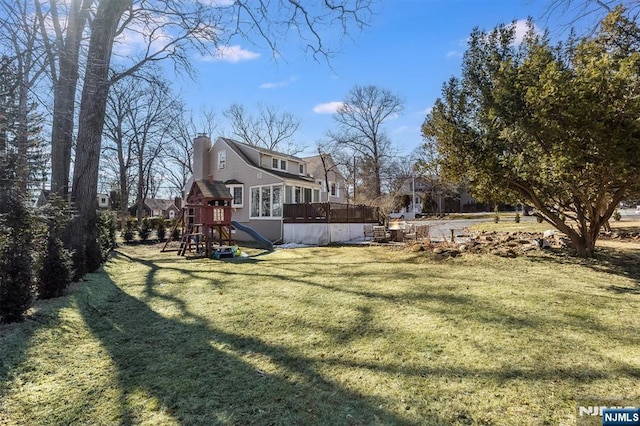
[97,193,110,209]
[185,135,348,242]
[35,190,112,210]
[129,198,181,220]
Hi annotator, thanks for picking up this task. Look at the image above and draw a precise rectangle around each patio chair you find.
[415,224,430,240]
[404,223,417,241]
[373,225,390,243]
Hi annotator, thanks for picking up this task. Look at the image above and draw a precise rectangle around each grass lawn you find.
[2,242,640,425]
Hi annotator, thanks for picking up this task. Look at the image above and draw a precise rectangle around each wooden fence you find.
[283,202,384,224]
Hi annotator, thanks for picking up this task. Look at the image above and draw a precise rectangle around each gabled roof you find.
[219,137,316,184]
[143,198,178,211]
[191,179,233,200]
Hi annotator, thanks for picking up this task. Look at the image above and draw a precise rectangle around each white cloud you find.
[260,76,298,89]
[199,45,261,63]
[446,50,462,59]
[512,19,541,45]
[313,101,344,114]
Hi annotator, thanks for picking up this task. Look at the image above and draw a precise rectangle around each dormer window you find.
[272,157,287,171]
[299,164,304,174]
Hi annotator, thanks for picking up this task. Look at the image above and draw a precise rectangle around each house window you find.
[272,158,278,169]
[294,186,302,203]
[250,185,283,218]
[330,182,338,197]
[285,185,293,203]
[312,189,320,203]
[218,150,226,169]
[304,188,312,203]
[280,159,286,170]
[100,197,107,205]
[169,210,175,219]
[227,185,244,208]
[299,164,304,174]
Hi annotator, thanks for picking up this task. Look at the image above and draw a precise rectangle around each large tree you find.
[35,0,372,274]
[422,9,640,257]
[329,85,404,199]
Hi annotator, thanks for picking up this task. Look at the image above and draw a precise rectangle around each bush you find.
[157,220,166,241]
[122,218,137,242]
[138,218,152,241]
[37,232,73,299]
[97,211,117,261]
[0,190,35,323]
[35,196,74,299]
[613,209,622,221]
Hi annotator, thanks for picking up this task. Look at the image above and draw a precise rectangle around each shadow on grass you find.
[0,285,77,417]
[524,245,640,291]
[77,273,425,425]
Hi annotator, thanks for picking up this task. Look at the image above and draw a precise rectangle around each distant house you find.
[35,190,113,210]
[128,198,181,220]
[97,193,110,209]
[184,135,349,242]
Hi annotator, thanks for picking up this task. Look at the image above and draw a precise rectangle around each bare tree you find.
[27,0,373,273]
[163,106,220,196]
[328,85,404,199]
[101,74,137,224]
[544,0,640,32]
[224,103,303,155]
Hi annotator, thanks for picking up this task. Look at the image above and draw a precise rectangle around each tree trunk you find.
[48,0,92,196]
[71,0,131,274]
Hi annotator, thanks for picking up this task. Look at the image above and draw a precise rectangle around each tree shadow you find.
[76,274,427,425]
[0,285,78,419]
[524,245,640,292]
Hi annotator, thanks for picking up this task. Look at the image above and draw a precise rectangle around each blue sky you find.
[173,0,564,157]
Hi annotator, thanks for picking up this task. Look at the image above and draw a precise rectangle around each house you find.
[97,193,110,209]
[35,190,112,210]
[128,197,181,220]
[303,154,346,202]
[185,135,349,242]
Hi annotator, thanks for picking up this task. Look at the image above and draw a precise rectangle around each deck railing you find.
[283,202,383,224]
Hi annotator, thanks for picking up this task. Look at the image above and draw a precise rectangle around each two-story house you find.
[185,135,347,242]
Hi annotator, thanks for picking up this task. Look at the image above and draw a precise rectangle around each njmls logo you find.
[578,406,637,417]
[576,397,640,426]
[602,408,640,426]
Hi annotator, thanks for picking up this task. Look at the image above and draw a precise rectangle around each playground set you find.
[162,178,271,258]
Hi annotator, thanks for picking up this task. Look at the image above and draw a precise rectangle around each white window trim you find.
[329,181,339,198]
[227,184,244,208]
[218,150,226,170]
[249,184,283,219]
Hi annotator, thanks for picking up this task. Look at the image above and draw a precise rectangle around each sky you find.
[169,0,571,158]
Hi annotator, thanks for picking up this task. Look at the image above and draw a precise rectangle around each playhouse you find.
[165,178,235,257]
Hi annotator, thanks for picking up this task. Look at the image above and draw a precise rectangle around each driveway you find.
[409,215,537,241]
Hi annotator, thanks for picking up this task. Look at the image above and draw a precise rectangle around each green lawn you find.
[2,243,640,425]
